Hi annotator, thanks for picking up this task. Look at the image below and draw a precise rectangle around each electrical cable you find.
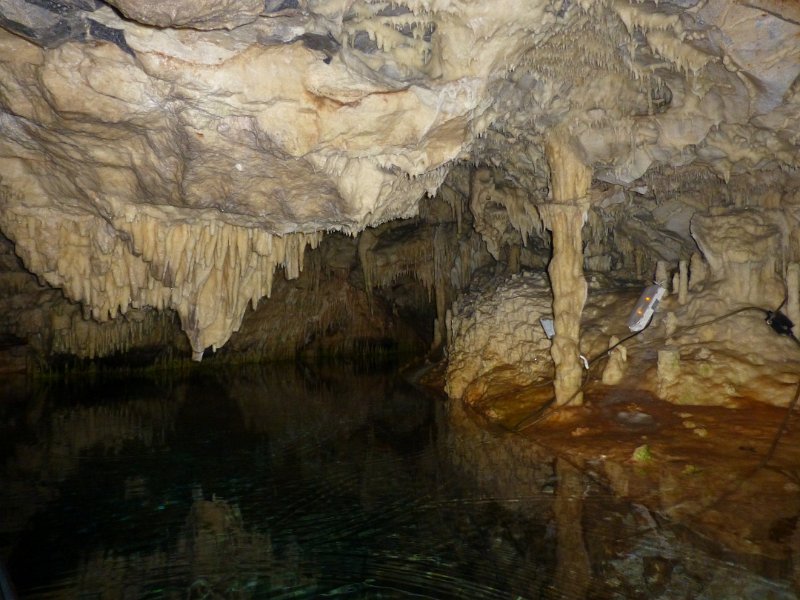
[512,301,800,494]
[494,297,800,549]
[512,326,650,431]
[691,327,800,515]
[513,305,779,432]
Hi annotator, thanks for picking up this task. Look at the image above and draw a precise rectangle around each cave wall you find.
[0,187,492,370]
[0,0,798,371]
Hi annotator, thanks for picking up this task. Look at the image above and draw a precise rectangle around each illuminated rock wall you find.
[0,0,798,364]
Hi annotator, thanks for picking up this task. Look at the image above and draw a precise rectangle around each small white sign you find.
[540,317,555,339]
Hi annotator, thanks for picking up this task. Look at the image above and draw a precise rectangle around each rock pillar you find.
[541,135,591,406]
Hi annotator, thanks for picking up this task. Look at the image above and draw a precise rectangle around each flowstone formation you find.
[0,0,798,369]
[445,272,555,405]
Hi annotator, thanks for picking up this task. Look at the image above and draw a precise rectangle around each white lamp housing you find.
[627,284,666,332]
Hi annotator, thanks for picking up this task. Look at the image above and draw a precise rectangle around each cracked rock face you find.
[0,0,798,357]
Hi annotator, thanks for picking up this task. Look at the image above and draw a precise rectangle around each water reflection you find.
[0,366,796,599]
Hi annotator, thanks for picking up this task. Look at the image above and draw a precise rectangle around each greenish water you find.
[0,366,795,599]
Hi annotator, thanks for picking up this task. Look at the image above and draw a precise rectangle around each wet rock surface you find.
[438,267,800,595]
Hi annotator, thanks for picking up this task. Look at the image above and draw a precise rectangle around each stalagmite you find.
[664,311,678,339]
[601,335,627,385]
[655,260,670,290]
[691,210,784,307]
[507,244,521,274]
[657,348,680,397]
[540,135,592,405]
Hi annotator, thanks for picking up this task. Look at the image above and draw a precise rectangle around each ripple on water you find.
[2,367,796,599]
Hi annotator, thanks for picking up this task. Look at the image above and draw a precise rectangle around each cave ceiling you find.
[0,0,798,356]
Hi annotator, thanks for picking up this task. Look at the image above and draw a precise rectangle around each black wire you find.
[513,305,773,432]
[512,326,649,431]
[502,300,800,537]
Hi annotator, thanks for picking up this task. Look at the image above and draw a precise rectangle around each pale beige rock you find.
[689,252,707,291]
[445,272,555,402]
[541,134,591,406]
[601,336,627,386]
[447,268,800,409]
[104,0,263,30]
[691,210,784,307]
[1,0,800,363]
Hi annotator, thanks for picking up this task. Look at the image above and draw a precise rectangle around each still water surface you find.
[0,365,795,599]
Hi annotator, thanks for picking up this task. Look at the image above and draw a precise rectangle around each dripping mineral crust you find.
[1,0,800,595]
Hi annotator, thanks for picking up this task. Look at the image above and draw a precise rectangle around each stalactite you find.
[432,223,450,351]
[358,222,437,298]
[49,307,178,359]
[0,208,321,360]
[468,167,546,262]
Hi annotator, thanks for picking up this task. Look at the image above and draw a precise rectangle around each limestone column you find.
[540,135,592,406]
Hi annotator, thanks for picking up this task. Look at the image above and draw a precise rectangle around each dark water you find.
[0,365,796,599]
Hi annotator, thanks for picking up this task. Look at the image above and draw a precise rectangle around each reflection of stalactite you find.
[56,496,277,599]
[182,496,274,594]
[230,365,374,438]
[50,309,179,359]
[553,458,591,598]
